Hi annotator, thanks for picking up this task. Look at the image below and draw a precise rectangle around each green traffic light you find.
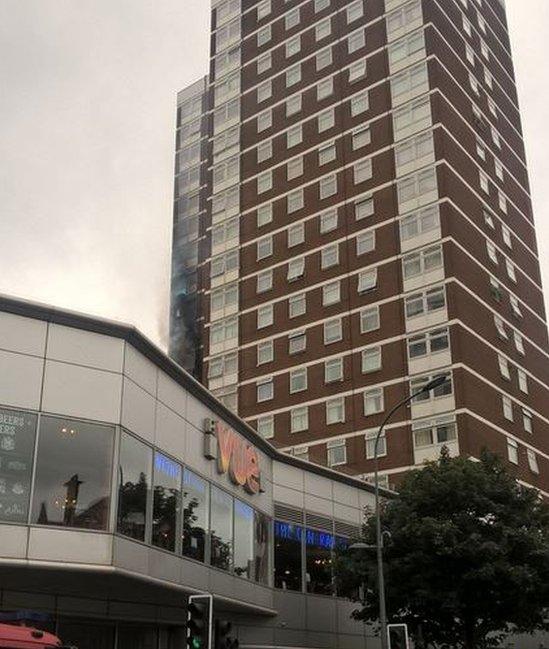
[192,638,202,649]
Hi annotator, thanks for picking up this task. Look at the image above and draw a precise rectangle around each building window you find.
[257,270,273,293]
[289,293,306,318]
[324,318,343,344]
[152,452,182,552]
[210,486,233,570]
[518,369,528,394]
[288,189,304,213]
[494,315,508,340]
[316,48,333,71]
[257,25,271,47]
[257,140,272,163]
[523,409,533,434]
[316,18,331,41]
[32,416,114,531]
[352,127,371,150]
[288,331,307,356]
[257,340,273,365]
[354,158,373,184]
[318,109,335,133]
[257,379,274,402]
[498,354,510,380]
[347,0,364,22]
[403,245,443,279]
[306,527,335,595]
[507,438,518,465]
[274,521,303,591]
[287,125,303,148]
[527,449,539,474]
[362,346,381,373]
[288,223,305,247]
[288,257,305,281]
[256,236,273,260]
[327,439,347,467]
[257,171,272,194]
[323,280,341,306]
[514,331,525,355]
[506,260,517,283]
[366,431,386,459]
[348,30,365,53]
[209,353,237,380]
[257,52,272,74]
[502,395,514,422]
[290,368,308,393]
[286,64,302,87]
[234,499,255,580]
[320,209,338,233]
[349,59,367,81]
[351,91,369,116]
[0,408,37,525]
[326,397,345,424]
[358,268,377,293]
[319,141,336,165]
[400,205,440,241]
[287,157,304,181]
[287,95,302,116]
[257,415,274,440]
[408,328,449,359]
[286,35,301,58]
[291,407,309,433]
[413,416,457,449]
[285,7,300,29]
[486,241,498,265]
[315,0,330,11]
[405,286,446,319]
[183,469,209,563]
[355,196,374,219]
[317,77,334,99]
[325,357,343,383]
[360,306,380,333]
[364,388,384,415]
[257,204,272,227]
[321,243,339,268]
[257,80,272,103]
[411,373,452,402]
[257,304,273,329]
[357,231,375,255]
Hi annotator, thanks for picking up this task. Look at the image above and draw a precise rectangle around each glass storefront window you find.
[274,521,303,591]
[0,408,37,524]
[118,626,158,649]
[210,486,233,571]
[182,469,209,562]
[152,452,182,552]
[234,499,254,579]
[31,416,114,530]
[117,432,152,542]
[306,529,335,595]
[254,510,270,585]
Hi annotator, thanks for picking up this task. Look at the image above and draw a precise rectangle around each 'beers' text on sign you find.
[213,421,261,495]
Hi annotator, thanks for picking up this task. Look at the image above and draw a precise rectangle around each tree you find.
[335,449,549,649]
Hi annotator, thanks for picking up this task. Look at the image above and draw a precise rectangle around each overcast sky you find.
[0,0,547,350]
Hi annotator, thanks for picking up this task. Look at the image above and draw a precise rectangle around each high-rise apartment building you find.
[170,0,549,495]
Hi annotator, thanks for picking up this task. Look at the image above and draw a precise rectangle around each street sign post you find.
[387,624,409,649]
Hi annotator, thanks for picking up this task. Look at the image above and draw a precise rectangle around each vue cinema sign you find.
[204,420,261,495]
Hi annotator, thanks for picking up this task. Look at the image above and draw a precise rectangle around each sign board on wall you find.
[203,419,261,495]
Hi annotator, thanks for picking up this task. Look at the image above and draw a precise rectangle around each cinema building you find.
[0,294,383,649]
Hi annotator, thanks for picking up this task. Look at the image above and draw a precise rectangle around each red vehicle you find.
[0,623,69,649]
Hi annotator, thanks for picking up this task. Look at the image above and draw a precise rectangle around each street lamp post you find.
[353,375,449,649]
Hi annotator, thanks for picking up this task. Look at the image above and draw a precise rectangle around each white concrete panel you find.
[0,524,28,558]
[28,528,113,564]
[149,548,182,584]
[358,490,376,512]
[186,393,213,431]
[333,482,360,509]
[47,324,124,372]
[304,472,333,500]
[121,378,156,443]
[42,360,122,423]
[304,494,333,517]
[113,536,150,575]
[273,461,304,491]
[124,344,158,396]
[180,557,211,590]
[155,402,186,460]
[334,504,362,526]
[0,350,44,410]
[157,372,187,418]
[273,484,305,509]
[0,312,47,356]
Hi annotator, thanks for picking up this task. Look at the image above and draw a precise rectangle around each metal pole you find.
[372,379,445,649]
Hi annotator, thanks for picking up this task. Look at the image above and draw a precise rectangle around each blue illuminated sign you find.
[306,529,335,550]
[274,521,303,542]
[155,453,182,481]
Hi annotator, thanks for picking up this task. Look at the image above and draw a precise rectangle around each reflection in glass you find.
[210,486,233,571]
[31,416,114,530]
[254,510,270,585]
[274,521,303,591]
[0,408,37,524]
[117,626,158,649]
[182,469,209,562]
[117,432,152,542]
[306,528,335,595]
[57,618,115,649]
[152,452,182,552]
[234,499,254,579]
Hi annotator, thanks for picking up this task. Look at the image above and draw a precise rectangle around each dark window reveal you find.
[254,509,270,585]
[152,452,182,552]
[182,469,209,562]
[0,408,37,524]
[306,528,335,595]
[31,416,114,530]
[274,521,303,591]
[117,432,152,542]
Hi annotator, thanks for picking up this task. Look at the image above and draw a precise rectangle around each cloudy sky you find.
[0,0,547,350]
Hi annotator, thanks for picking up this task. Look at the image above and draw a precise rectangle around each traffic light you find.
[187,594,213,649]
[214,619,239,649]
[388,624,409,649]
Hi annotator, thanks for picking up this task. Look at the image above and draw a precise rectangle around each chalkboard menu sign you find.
[0,408,37,523]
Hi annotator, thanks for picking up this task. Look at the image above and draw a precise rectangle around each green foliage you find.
[334,450,549,649]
